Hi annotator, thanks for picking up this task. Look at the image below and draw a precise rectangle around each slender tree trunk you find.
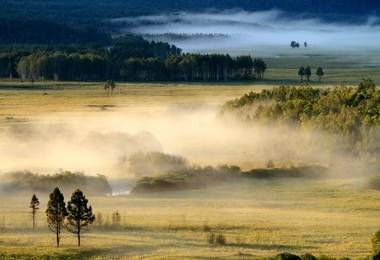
[56,226,60,247]
[77,232,81,247]
[32,211,35,229]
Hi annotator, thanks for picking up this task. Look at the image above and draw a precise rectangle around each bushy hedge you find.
[130,164,327,194]
[0,170,112,196]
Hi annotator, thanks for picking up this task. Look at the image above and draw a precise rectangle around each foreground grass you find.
[0,177,378,259]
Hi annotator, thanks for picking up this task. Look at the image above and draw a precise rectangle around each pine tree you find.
[30,194,39,229]
[298,66,305,82]
[66,189,95,247]
[316,67,324,82]
[304,66,312,82]
[46,187,68,247]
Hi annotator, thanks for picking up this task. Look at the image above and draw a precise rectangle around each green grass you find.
[0,177,379,259]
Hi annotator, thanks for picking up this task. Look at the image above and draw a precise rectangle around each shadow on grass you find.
[228,242,317,251]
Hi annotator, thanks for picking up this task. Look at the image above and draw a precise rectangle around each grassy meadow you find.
[1,51,380,259]
[0,177,379,259]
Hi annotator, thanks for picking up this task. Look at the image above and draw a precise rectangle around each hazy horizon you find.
[110,9,380,56]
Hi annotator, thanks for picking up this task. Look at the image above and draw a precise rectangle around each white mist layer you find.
[0,101,341,177]
[111,9,380,55]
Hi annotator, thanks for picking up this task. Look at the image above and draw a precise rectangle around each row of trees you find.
[0,35,267,82]
[298,66,324,82]
[123,54,266,82]
[14,52,267,82]
[31,188,95,247]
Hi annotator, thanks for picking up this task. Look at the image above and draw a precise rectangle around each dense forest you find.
[220,79,380,159]
[0,34,266,82]
[0,0,378,27]
[0,18,112,45]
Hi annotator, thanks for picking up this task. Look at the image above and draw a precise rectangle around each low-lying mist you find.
[0,100,369,180]
[110,9,380,56]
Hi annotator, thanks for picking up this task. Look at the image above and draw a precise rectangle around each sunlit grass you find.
[0,177,379,259]
[0,56,380,258]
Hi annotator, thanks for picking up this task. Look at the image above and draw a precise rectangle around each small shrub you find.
[267,159,275,168]
[275,252,301,260]
[365,175,380,190]
[372,231,380,252]
[300,253,317,260]
[112,211,121,226]
[95,212,103,226]
[370,251,380,260]
[203,222,211,232]
[207,232,227,246]
[317,255,336,260]
[215,233,226,246]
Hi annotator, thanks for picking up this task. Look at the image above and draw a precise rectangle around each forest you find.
[220,78,380,159]
[0,0,378,27]
[0,34,267,82]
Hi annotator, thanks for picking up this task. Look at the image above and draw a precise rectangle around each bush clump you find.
[275,252,301,260]
[207,232,226,246]
[365,175,380,190]
[0,170,112,196]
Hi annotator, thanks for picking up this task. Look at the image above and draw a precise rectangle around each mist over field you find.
[0,100,356,179]
[112,9,380,55]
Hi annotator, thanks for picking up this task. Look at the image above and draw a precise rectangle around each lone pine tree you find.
[46,187,68,247]
[66,189,95,247]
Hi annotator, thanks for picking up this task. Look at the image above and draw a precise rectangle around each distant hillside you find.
[0,18,112,45]
[0,0,378,27]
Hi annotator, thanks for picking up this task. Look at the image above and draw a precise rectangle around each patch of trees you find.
[0,33,268,82]
[298,66,324,82]
[0,170,112,196]
[45,187,95,247]
[127,151,188,177]
[123,54,265,82]
[9,52,266,82]
[0,34,182,79]
[142,33,231,41]
[130,163,326,194]
[220,78,380,158]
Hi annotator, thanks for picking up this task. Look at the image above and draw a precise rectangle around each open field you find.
[0,177,379,259]
[1,59,380,259]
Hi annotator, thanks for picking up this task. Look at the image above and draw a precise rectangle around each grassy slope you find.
[0,177,378,259]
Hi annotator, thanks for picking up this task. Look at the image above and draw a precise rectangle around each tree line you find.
[0,34,267,82]
[0,170,112,196]
[31,188,95,247]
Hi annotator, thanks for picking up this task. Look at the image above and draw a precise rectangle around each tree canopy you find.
[220,79,380,158]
